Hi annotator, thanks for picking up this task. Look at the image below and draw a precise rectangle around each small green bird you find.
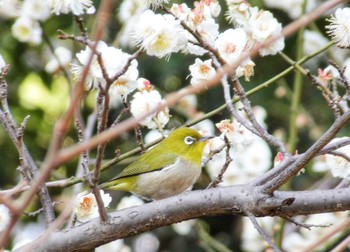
[100,127,213,200]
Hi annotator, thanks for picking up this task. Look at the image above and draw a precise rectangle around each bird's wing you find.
[112,153,179,180]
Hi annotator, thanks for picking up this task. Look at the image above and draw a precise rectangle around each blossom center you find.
[224,43,236,54]
[81,197,92,210]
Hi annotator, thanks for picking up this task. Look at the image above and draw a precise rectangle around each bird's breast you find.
[134,158,201,200]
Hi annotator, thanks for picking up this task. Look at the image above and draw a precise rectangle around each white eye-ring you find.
[184,136,195,145]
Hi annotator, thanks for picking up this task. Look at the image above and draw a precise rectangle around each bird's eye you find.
[184,136,195,145]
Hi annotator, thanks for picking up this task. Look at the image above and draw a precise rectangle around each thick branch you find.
[23,186,350,252]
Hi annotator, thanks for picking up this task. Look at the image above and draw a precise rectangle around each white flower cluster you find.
[114,0,285,88]
[130,78,170,129]
[226,1,285,57]
[205,108,272,186]
[1,0,95,44]
[73,190,112,223]
[326,7,350,49]
[8,0,50,45]
[71,41,139,97]
[71,42,170,129]
[133,10,187,59]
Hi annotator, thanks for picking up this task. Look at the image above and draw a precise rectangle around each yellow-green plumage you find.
[100,127,212,200]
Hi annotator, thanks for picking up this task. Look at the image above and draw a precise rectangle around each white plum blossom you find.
[22,0,51,21]
[49,0,95,16]
[215,119,254,149]
[258,36,285,56]
[45,46,72,73]
[225,3,285,56]
[206,117,271,186]
[0,204,10,232]
[247,7,285,56]
[170,1,220,55]
[248,8,281,41]
[186,1,220,45]
[133,10,187,58]
[130,82,170,129]
[11,16,42,45]
[195,17,219,45]
[71,41,139,93]
[170,3,191,21]
[214,28,255,79]
[225,0,251,26]
[109,59,139,98]
[189,58,216,86]
[326,7,350,48]
[214,28,248,64]
[71,41,108,89]
[73,190,112,223]
[325,137,350,179]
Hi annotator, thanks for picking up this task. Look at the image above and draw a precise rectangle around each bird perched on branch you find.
[100,127,213,200]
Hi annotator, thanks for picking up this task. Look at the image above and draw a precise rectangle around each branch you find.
[0,74,55,225]
[21,186,350,251]
[261,109,350,193]
[247,214,281,252]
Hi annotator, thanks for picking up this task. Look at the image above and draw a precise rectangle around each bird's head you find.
[162,127,214,164]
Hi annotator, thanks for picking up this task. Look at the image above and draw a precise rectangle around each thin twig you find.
[263,110,350,194]
[328,150,350,162]
[283,216,330,230]
[233,79,288,154]
[247,214,282,252]
[206,136,232,189]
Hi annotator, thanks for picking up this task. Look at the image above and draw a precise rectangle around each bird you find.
[100,127,213,200]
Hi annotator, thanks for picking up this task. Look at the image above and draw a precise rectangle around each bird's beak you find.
[198,135,215,142]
